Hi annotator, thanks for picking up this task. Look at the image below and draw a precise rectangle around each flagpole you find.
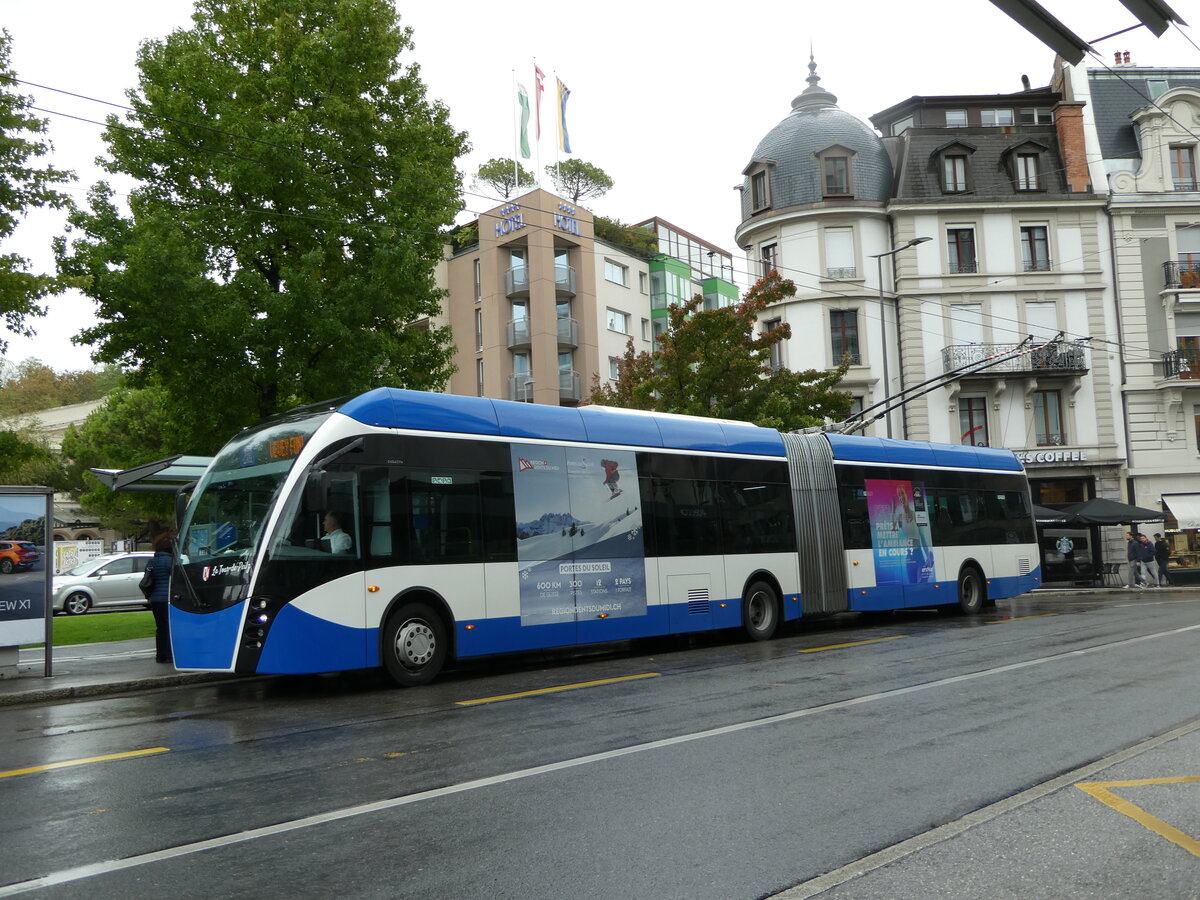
[553,69,561,188]
[534,60,543,190]
[511,69,518,193]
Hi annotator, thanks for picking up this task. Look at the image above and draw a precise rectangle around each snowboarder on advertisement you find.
[601,459,622,499]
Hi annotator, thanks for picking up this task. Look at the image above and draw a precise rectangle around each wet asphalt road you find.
[2,588,1198,898]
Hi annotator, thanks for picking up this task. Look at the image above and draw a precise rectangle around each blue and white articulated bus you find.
[169,388,1041,685]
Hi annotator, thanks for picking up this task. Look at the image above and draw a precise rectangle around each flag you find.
[557,77,572,154]
[534,65,545,139]
[517,83,531,159]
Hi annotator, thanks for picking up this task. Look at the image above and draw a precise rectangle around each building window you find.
[960,397,989,446]
[1178,336,1200,380]
[1020,225,1051,271]
[1016,153,1040,190]
[943,155,968,193]
[945,108,967,127]
[824,227,856,279]
[639,272,649,294]
[764,318,783,371]
[1033,390,1065,446]
[760,243,778,278]
[1171,146,1197,191]
[1195,404,1200,450]
[476,359,485,397]
[750,170,770,211]
[608,356,620,381]
[948,228,977,273]
[605,260,628,286]
[981,108,1015,126]
[823,156,850,196]
[641,317,650,341]
[830,310,860,365]
[473,259,482,301]
[891,115,914,136]
[607,309,630,334]
[1018,108,1053,124]
[474,309,483,352]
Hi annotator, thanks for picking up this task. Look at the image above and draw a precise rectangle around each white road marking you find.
[3,622,1199,896]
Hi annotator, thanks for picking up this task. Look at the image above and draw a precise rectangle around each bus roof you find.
[337,389,1023,471]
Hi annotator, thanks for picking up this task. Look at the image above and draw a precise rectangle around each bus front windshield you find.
[177,414,330,608]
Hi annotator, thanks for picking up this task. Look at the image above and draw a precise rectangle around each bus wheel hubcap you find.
[397,621,435,667]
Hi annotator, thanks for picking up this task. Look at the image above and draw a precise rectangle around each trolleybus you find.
[169,388,1040,685]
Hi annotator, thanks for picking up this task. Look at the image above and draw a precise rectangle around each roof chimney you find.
[1022,74,1032,90]
[1124,51,1132,64]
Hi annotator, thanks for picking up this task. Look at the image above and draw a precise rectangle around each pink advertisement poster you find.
[865,478,935,585]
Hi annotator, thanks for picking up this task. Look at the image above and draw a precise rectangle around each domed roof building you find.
[735,57,920,439]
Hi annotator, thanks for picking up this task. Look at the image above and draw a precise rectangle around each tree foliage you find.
[593,216,657,260]
[474,157,535,199]
[0,359,122,415]
[59,385,178,530]
[0,428,69,489]
[590,272,853,432]
[0,30,75,354]
[55,0,469,449]
[545,158,613,204]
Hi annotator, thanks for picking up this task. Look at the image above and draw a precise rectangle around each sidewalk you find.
[0,638,235,707]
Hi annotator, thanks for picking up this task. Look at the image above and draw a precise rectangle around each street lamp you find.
[869,236,931,439]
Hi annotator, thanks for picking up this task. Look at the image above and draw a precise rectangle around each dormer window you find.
[1016,153,1040,190]
[1172,146,1197,191]
[945,109,967,127]
[1002,140,1050,193]
[981,108,1015,127]
[933,140,976,195]
[743,158,775,212]
[815,144,856,199]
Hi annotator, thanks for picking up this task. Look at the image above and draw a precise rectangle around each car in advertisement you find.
[0,540,39,574]
[52,551,154,615]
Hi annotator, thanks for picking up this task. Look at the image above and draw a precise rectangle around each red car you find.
[0,540,38,574]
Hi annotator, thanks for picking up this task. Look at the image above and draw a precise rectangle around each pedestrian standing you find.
[148,531,175,663]
[1153,533,1172,586]
[1124,531,1140,588]
[1136,533,1159,588]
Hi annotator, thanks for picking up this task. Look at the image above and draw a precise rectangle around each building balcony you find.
[505,371,583,402]
[507,318,531,350]
[507,375,536,402]
[557,316,579,348]
[1163,348,1198,379]
[555,264,577,296]
[1163,260,1200,290]
[505,266,530,298]
[559,369,582,402]
[948,259,978,274]
[942,341,1090,376]
[825,266,857,280]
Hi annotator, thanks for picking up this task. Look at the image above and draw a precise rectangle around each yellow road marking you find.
[986,613,1059,624]
[457,672,660,706]
[799,635,906,653]
[1077,777,1200,858]
[0,747,170,780]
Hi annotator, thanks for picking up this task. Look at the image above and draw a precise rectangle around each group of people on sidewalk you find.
[1125,531,1172,588]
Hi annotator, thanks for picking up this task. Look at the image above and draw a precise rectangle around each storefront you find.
[1026,468,1096,586]
[1161,493,1200,585]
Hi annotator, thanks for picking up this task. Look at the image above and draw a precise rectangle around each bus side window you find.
[408,472,483,564]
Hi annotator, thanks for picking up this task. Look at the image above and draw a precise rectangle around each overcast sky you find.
[2,0,1198,372]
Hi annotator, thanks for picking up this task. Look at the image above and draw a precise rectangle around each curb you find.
[0,671,237,708]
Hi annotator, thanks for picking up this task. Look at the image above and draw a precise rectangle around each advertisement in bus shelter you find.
[0,493,48,646]
[511,444,646,626]
[865,478,935,585]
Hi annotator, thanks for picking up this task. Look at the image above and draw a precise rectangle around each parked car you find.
[52,552,154,615]
[0,540,38,574]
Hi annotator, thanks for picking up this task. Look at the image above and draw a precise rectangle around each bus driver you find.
[322,511,352,554]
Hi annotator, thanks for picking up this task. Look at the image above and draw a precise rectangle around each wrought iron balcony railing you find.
[1163,260,1200,290]
[1163,348,1199,379]
[941,341,1090,375]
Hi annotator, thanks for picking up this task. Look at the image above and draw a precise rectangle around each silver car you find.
[53,552,154,615]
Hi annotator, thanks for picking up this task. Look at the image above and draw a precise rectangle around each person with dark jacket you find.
[1135,533,1159,588]
[1153,533,1172,585]
[1125,531,1141,588]
[148,531,175,663]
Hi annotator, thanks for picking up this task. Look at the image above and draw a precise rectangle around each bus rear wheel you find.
[742,581,779,641]
[957,567,986,615]
[382,601,448,687]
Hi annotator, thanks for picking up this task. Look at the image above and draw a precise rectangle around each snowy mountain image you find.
[516,512,580,539]
[518,504,641,562]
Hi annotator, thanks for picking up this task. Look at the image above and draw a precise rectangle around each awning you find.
[1163,494,1200,530]
[1046,497,1164,526]
[1033,504,1074,524]
[90,455,213,493]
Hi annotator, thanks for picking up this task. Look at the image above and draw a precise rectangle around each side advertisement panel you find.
[511,444,646,626]
[865,478,935,585]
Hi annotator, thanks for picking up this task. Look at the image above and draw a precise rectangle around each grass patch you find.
[52,611,156,646]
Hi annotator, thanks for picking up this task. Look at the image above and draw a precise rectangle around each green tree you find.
[0,30,75,354]
[590,272,853,432]
[545,159,613,204]
[56,0,469,447]
[59,385,178,530]
[474,157,535,199]
[0,428,69,489]
[0,359,122,415]
[593,216,657,260]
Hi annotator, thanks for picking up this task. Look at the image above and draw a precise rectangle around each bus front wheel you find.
[742,581,779,641]
[382,601,448,687]
[957,567,986,615]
